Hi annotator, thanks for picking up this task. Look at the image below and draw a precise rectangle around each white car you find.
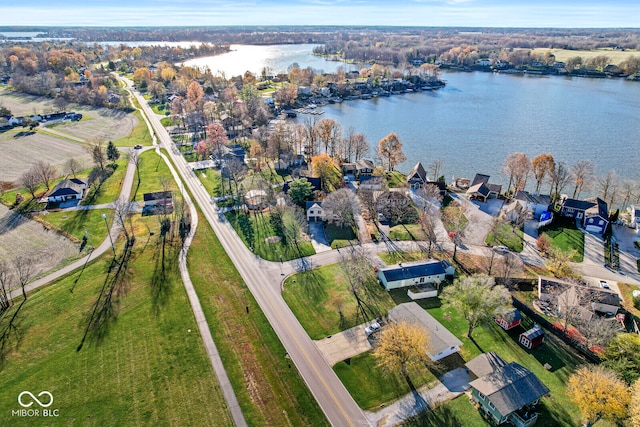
[493,245,509,253]
[599,280,611,290]
[364,321,381,336]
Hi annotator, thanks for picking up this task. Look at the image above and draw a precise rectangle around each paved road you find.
[125,79,370,426]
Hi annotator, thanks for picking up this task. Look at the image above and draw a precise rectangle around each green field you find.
[325,224,358,248]
[0,215,233,426]
[389,223,427,241]
[282,263,395,339]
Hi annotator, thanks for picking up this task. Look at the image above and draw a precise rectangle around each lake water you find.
[183,44,361,77]
[190,44,640,189]
[298,72,640,185]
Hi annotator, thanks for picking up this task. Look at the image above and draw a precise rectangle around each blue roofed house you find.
[466,353,549,427]
[377,259,455,291]
[47,177,88,203]
[560,197,609,234]
[584,198,609,234]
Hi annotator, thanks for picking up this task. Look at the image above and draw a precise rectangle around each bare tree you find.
[65,158,83,178]
[548,161,572,203]
[501,152,530,194]
[428,159,444,181]
[598,170,619,208]
[281,205,307,256]
[496,252,522,286]
[322,188,355,228]
[0,261,13,313]
[13,255,37,300]
[88,141,107,171]
[19,168,41,199]
[618,180,637,211]
[339,246,381,323]
[129,149,142,187]
[419,211,441,258]
[570,159,595,199]
[532,153,555,194]
[442,202,468,260]
[578,316,621,348]
[34,160,57,190]
[113,197,135,246]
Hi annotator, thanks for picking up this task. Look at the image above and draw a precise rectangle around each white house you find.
[388,302,462,361]
[47,177,88,203]
[377,259,455,291]
[306,201,324,222]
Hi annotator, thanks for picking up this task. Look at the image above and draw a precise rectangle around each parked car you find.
[364,321,381,336]
[134,144,143,149]
[493,245,509,253]
[599,280,611,290]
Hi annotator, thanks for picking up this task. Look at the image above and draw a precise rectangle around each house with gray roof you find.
[466,173,501,202]
[514,190,551,219]
[468,353,549,426]
[584,198,609,234]
[388,302,462,361]
[406,162,428,189]
[377,259,455,291]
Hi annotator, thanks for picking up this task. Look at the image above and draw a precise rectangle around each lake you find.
[189,44,640,189]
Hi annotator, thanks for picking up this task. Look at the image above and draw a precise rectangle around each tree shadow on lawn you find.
[77,245,133,351]
[401,397,470,427]
[0,299,27,368]
[149,236,179,316]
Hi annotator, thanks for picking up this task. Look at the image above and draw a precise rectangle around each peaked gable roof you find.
[407,162,427,183]
[465,352,508,379]
[469,362,549,415]
[515,190,550,206]
[305,201,322,211]
[585,197,608,219]
[471,173,491,187]
[49,178,86,198]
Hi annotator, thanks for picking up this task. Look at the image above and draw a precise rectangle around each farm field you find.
[531,48,639,66]
[51,108,138,143]
[0,204,79,289]
[0,129,92,181]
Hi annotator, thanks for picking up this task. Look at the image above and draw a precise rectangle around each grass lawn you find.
[35,208,113,243]
[81,158,129,206]
[485,222,524,252]
[325,224,358,248]
[403,394,490,427]
[539,222,584,262]
[187,210,329,427]
[0,214,233,426]
[225,210,315,261]
[282,263,395,339]
[379,251,425,265]
[130,150,177,202]
[385,171,407,188]
[113,110,152,147]
[196,169,223,197]
[333,351,437,410]
[389,223,427,241]
[617,282,640,317]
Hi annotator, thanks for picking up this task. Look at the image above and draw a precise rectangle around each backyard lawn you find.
[282,263,395,339]
[485,221,524,252]
[539,221,584,262]
[81,158,129,206]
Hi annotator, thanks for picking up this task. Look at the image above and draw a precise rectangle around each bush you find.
[537,234,552,254]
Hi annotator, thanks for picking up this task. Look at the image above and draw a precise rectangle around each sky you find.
[2,0,640,28]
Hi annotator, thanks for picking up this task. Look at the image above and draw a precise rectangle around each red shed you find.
[519,325,544,350]
[494,308,522,331]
